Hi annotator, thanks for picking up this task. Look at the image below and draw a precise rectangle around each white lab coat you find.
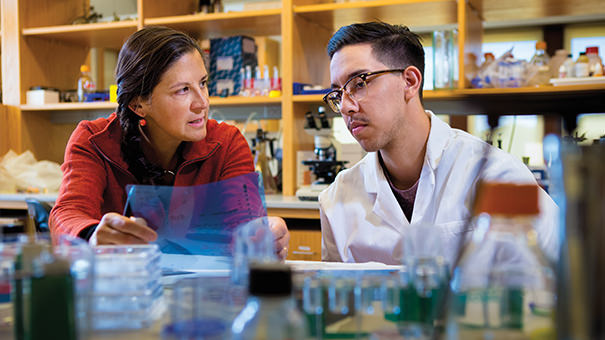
[319,111,558,265]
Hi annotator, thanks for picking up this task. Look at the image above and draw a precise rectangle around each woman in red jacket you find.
[49,26,289,259]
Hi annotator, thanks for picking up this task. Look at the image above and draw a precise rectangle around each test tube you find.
[328,276,352,315]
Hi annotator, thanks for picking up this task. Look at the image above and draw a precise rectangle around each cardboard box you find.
[26,89,60,105]
[209,36,257,96]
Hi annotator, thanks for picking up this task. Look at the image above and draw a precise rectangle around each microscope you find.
[295,107,347,201]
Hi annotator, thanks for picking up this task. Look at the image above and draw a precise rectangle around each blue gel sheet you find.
[124,172,268,257]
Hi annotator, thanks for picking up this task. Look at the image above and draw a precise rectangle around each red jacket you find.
[49,113,254,238]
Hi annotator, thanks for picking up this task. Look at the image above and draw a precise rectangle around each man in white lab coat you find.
[319,22,558,265]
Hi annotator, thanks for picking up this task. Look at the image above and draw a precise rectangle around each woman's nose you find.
[191,86,209,113]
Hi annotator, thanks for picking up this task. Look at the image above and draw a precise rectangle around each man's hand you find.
[268,216,290,260]
[90,212,158,246]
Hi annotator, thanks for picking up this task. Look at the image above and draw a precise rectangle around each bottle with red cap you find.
[586,46,604,77]
[445,182,555,340]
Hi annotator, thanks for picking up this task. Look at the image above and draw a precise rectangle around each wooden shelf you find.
[294,84,605,115]
[294,0,457,32]
[145,9,282,39]
[20,102,118,111]
[483,0,605,25]
[18,97,283,111]
[21,21,138,50]
[210,96,282,106]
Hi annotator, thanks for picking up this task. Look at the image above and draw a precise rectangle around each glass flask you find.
[445,182,556,340]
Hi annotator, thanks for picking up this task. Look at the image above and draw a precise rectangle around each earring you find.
[139,118,147,126]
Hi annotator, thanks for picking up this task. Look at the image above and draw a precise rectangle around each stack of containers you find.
[92,244,164,330]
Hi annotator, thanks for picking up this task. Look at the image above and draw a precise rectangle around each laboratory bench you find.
[0,193,323,261]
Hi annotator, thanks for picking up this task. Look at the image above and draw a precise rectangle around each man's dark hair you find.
[327,22,425,99]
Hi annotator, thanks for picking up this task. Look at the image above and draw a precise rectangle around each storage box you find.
[26,89,60,105]
[209,36,257,96]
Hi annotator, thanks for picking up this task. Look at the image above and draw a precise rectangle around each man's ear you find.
[402,66,423,102]
[128,97,146,118]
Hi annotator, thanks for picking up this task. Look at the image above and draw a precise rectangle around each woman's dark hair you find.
[327,22,425,99]
[115,26,204,183]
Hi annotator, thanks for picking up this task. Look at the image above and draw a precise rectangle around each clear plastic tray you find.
[94,244,160,275]
[92,283,163,312]
[92,294,165,330]
[93,269,162,294]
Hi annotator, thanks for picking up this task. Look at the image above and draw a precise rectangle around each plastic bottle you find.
[77,65,95,102]
[574,52,590,78]
[445,182,555,340]
[261,65,270,96]
[243,65,253,97]
[586,46,604,77]
[548,49,568,78]
[253,66,262,96]
[558,54,575,78]
[528,41,550,86]
[231,263,307,340]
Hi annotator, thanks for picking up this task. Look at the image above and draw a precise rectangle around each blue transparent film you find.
[124,172,268,257]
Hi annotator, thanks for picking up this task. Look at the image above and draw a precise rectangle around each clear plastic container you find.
[163,275,246,339]
[433,30,457,89]
[558,54,575,78]
[574,52,590,78]
[445,182,555,340]
[527,41,550,86]
[90,244,164,330]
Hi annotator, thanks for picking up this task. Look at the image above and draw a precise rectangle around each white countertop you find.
[0,193,319,210]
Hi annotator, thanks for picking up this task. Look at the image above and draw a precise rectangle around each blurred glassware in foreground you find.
[446,182,556,340]
[547,135,605,339]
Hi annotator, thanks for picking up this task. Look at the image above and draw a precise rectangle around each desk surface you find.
[0,193,319,212]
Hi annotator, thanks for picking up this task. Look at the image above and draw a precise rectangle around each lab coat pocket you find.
[437,220,474,263]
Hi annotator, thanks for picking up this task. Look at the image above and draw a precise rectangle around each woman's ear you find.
[402,66,423,102]
[128,97,146,118]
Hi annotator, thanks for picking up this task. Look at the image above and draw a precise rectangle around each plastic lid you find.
[586,46,599,54]
[80,65,90,72]
[484,52,495,60]
[474,182,539,216]
[579,52,586,56]
[535,41,547,50]
[248,262,292,296]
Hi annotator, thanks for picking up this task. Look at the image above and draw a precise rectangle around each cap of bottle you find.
[474,182,539,216]
[535,41,547,50]
[80,65,90,73]
[248,262,292,297]
[586,46,599,55]
[484,52,495,60]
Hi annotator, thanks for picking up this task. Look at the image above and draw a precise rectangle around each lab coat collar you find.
[360,110,451,229]
[361,152,407,231]
[424,110,451,171]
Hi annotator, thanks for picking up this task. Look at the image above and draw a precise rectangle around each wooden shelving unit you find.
[145,9,282,38]
[21,21,138,50]
[1,0,604,197]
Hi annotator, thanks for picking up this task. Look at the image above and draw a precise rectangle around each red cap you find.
[586,46,599,54]
[474,182,540,216]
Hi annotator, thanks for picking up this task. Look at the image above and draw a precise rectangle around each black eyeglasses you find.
[322,69,406,113]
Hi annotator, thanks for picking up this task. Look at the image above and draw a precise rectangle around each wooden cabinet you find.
[1,0,605,196]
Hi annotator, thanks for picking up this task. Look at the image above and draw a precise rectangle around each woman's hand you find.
[90,212,158,245]
[268,216,290,260]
